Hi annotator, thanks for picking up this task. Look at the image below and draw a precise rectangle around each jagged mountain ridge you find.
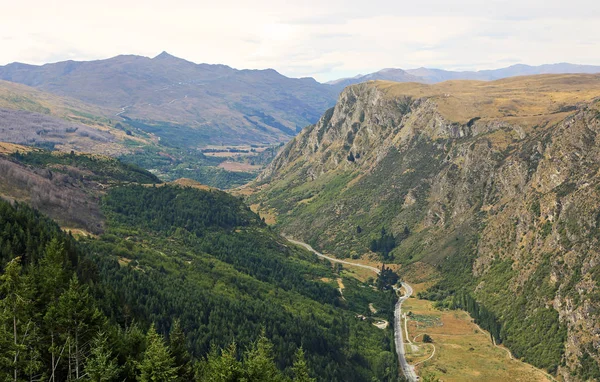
[252,74,600,380]
[0,53,339,146]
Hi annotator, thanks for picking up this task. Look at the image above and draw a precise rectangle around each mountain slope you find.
[0,148,160,233]
[0,184,400,381]
[330,63,600,86]
[0,80,148,155]
[0,81,278,189]
[0,161,400,380]
[251,74,600,380]
[0,53,339,146]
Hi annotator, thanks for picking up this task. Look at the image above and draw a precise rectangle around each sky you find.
[1,0,599,82]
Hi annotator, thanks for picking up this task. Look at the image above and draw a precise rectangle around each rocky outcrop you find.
[253,75,600,380]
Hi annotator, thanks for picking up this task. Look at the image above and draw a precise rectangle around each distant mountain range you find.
[326,68,423,88]
[1,53,599,147]
[327,63,600,86]
[0,52,338,146]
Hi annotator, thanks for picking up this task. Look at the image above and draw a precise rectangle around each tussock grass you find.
[403,297,552,381]
[371,74,600,126]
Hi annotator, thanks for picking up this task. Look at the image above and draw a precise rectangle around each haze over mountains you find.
[328,63,600,87]
[0,52,338,146]
[0,53,599,148]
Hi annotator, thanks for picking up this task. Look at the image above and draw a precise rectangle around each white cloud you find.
[1,0,599,81]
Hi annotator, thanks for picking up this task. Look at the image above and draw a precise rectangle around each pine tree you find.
[38,239,69,296]
[50,275,103,381]
[119,323,147,381]
[0,308,13,380]
[137,324,178,382]
[243,333,284,381]
[196,343,243,382]
[21,324,43,382]
[83,331,120,382]
[37,239,72,382]
[292,347,315,382]
[168,319,192,381]
[0,256,36,382]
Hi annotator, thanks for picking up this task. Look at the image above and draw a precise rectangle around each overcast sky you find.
[1,0,599,81]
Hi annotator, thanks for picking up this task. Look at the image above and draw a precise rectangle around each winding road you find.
[286,238,382,274]
[285,237,418,381]
[394,283,418,381]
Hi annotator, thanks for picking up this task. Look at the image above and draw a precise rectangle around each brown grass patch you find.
[402,297,552,381]
[407,281,435,295]
[62,227,96,238]
[118,257,132,266]
[402,261,439,284]
[230,185,256,197]
[372,74,600,128]
[169,178,214,190]
[217,161,262,172]
[0,142,37,155]
[340,267,376,283]
[249,203,278,225]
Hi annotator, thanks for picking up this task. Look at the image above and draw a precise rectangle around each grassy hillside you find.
[375,74,600,125]
[0,149,160,233]
[251,74,600,380]
[0,80,147,155]
[0,53,339,146]
[0,79,273,189]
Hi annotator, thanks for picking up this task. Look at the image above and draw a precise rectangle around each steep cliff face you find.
[252,74,600,379]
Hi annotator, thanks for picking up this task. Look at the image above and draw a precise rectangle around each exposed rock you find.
[253,75,600,380]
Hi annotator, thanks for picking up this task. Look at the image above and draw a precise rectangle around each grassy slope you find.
[0,80,148,155]
[0,149,160,233]
[376,74,600,125]
[403,294,552,382]
[0,79,267,189]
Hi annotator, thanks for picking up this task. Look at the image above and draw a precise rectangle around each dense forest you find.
[0,183,400,381]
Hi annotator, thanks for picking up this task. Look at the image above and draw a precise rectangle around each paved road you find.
[285,237,417,381]
[285,237,381,274]
[394,283,418,381]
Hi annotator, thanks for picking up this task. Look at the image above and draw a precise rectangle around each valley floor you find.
[289,237,556,381]
[403,284,553,382]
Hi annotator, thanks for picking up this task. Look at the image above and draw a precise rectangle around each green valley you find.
[0,80,281,189]
[0,152,400,381]
[2,2,600,380]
